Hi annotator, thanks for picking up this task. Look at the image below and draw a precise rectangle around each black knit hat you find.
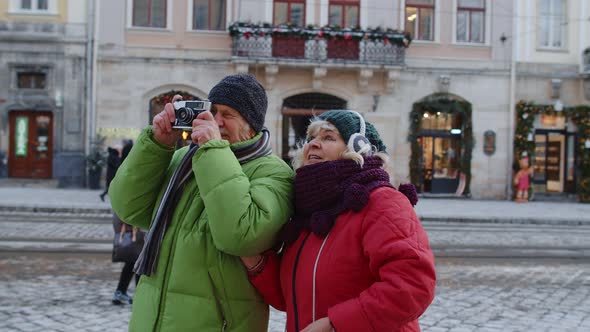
[318,110,387,153]
[208,74,268,132]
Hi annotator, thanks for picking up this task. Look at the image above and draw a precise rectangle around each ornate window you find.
[132,0,167,28]
[328,0,360,28]
[273,0,305,27]
[538,0,567,49]
[405,0,435,41]
[456,0,485,43]
[192,0,226,30]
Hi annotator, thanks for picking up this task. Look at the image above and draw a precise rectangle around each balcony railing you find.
[229,23,410,66]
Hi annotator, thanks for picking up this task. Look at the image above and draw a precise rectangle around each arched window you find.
[148,90,200,125]
[281,93,347,164]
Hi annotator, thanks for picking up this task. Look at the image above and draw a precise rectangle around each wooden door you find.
[8,111,53,178]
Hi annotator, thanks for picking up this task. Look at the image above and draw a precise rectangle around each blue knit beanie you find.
[208,74,268,132]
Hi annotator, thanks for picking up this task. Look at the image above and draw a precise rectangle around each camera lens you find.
[176,107,194,125]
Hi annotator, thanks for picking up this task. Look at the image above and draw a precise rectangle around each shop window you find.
[17,72,46,89]
[456,0,485,43]
[420,112,461,131]
[405,0,434,41]
[192,0,226,30]
[328,0,360,28]
[273,0,305,26]
[132,0,167,28]
[538,0,567,49]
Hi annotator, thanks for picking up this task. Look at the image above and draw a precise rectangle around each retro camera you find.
[172,100,212,130]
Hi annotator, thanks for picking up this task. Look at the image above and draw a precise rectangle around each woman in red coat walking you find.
[242,110,436,332]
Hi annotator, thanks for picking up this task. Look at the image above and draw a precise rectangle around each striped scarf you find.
[135,129,272,276]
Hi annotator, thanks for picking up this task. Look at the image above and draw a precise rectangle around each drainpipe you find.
[85,0,99,187]
[506,3,517,200]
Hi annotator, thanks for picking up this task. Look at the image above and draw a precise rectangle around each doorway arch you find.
[281,93,347,164]
[148,90,201,125]
[408,93,474,195]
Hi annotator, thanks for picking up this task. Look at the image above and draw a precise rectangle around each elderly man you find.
[109,74,294,331]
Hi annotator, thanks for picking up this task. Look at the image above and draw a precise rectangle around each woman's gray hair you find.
[291,119,391,172]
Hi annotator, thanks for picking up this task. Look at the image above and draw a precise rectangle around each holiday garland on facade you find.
[228,22,412,47]
[408,94,474,195]
[150,90,198,106]
[515,101,590,202]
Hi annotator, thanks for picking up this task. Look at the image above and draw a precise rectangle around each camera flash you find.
[182,131,189,140]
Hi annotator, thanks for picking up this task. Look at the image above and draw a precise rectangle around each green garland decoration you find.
[515,101,590,202]
[407,94,474,195]
[150,90,198,106]
[228,22,412,47]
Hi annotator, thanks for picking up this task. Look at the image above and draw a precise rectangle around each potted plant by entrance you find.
[86,136,106,189]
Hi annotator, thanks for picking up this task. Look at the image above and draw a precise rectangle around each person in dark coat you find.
[121,139,133,162]
[112,214,144,305]
[111,138,141,305]
[99,147,121,202]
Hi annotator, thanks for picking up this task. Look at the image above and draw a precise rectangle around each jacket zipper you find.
[312,233,331,323]
[292,232,311,332]
[209,271,228,331]
[153,219,182,331]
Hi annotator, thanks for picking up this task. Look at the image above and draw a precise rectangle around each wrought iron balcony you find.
[229,23,410,66]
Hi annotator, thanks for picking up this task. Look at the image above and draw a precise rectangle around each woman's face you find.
[303,124,348,166]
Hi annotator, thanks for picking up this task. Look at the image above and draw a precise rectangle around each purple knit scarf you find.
[281,156,393,246]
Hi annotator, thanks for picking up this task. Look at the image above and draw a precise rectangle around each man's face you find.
[211,104,255,144]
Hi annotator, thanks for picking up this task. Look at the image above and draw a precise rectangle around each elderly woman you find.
[241,110,436,332]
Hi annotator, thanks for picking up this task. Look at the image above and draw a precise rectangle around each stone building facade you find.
[0,0,92,187]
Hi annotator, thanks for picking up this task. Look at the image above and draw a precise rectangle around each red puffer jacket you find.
[250,187,436,332]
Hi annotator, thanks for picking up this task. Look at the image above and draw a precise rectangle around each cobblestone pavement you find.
[1,253,589,332]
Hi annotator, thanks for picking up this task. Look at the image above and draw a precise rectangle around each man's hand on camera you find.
[153,95,182,147]
[191,111,221,146]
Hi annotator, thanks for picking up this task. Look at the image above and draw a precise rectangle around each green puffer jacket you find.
[109,127,294,332]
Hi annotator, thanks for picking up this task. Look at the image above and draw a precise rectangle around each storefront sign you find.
[15,116,28,157]
[540,114,565,128]
[483,130,496,156]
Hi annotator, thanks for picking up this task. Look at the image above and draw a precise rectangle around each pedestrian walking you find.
[110,139,143,305]
[111,213,144,305]
[108,74,294,331]
[121,139,133,163]
[241,110,437,332]
[99,147,121,202]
